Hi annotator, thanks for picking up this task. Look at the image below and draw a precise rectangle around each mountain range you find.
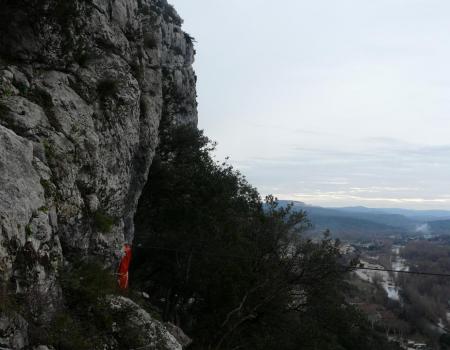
[278,201,450,239]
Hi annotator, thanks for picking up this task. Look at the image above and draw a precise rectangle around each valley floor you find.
[343,234,450,350]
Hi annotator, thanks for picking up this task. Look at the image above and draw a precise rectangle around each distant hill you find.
[277,201,450,239]
[335,206,450,221]
[306,214,403,240]
[427,220,450,235]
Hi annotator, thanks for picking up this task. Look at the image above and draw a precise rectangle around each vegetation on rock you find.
[97,79,120,99]
[93,211,116,233]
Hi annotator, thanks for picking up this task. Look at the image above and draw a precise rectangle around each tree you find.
[131,119,401,350]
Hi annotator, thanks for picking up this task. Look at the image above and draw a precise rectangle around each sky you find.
[170,0,450,210]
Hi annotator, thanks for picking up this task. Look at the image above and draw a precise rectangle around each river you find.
[355,245,408,301]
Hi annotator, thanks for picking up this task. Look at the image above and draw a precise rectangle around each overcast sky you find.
[170,0,450,209]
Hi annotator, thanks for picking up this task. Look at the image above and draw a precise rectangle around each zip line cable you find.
[4,245,450,287]
[136,244,450,278]
[354,266,450,277]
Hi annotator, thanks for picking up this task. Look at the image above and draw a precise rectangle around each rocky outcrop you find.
[109,296,182,350]
[0,0,197,347]
[164,322,193,348]
[0,313,28,350]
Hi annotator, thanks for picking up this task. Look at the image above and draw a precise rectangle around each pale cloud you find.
[348,187,420,193]
[276,192,450,207]
[316,180,350,186]
[171,0,450,209]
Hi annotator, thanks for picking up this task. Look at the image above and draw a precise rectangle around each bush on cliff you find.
[27,261,117,350]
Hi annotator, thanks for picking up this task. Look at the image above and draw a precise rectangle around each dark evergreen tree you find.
[132,118,401,350]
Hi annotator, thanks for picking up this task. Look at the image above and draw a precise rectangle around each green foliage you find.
[25,224,32,236]
[282,283,400,350]
[43,140,56,161]
[93,211,115,233]
[131,119,393,350]
[97,79,119,99]
[0,101,9,118]
[173,46,183,55]
[74,51,92,67]
[129,61,143,80]
[29,261,118,350]
[51,0,94,38]
[52,261,166,350]
[138,3,152,16]
[397,240,450,340]
[1,86,13,98]
[53,1,81,22]
[40,178,53,198]
[184,33,196,45]
[30,88,54,111]
[38,205,49,213]
[60,261,116,334]
[0,286,20,315]
[163,4,183,26]
[44,313,93,350]
[143,32,158,49]
[16,83,28,96]
[60,261,117,306]
[441,334,450,349]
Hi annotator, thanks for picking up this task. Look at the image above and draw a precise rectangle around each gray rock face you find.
[165,322,193,348]
[0,313,28,350]
[109,296,182,350]
[0,0,196,347]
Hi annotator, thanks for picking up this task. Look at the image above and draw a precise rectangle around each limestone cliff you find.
[0,0,197,348]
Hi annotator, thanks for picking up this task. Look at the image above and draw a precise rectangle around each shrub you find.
[40,179,53,198]
[16,83,28,96]
[163,4,183,26]
[44,313,93,350]
[1,86,13,98]
[74,49,101,67]
[129,61,142,80]
[97,79,119,99]
[74,52,90,67]
[184,33,196,45]
[173,46,184,56]
[441,334,450,347]
[29,88,54,112]
[42,140,56,160]
[0,101,9,119]
[144,32,158,49]
[138,4,152,16]
[30,261,118,350]
[60,261,117,307]
[38,206,49,213]
[93,211,115,233]
[0,286,19,315]
[53,1,81,22]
